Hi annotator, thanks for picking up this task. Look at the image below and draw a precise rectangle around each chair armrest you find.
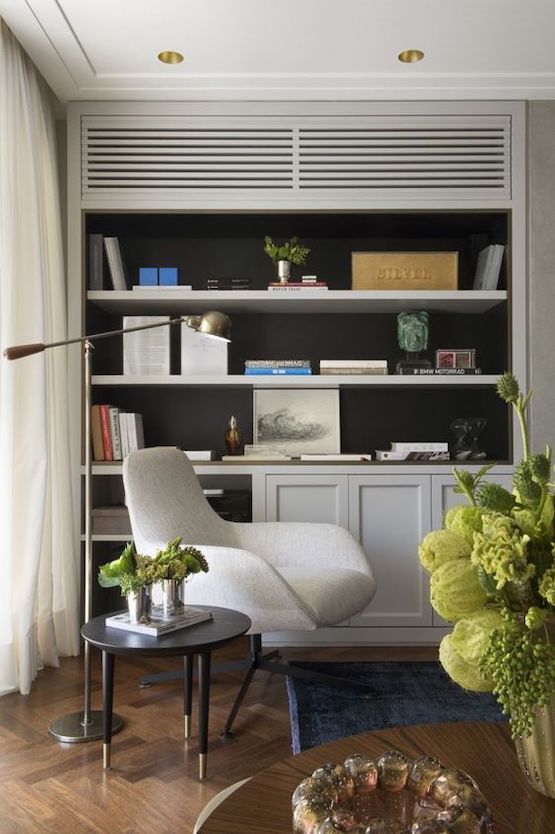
[183,545,318,633]
[230,522,373,576]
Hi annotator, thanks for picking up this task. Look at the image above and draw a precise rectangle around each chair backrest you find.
[123,448,231,554]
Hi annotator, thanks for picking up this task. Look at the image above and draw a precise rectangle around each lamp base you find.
[48,710,123,743]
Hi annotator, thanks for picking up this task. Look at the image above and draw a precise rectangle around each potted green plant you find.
[138,536,209,617]
[98,541,152,624]
[263,236,311,284]
[418,372,555,797]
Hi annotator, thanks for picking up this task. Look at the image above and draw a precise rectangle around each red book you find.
[99,404,113,461]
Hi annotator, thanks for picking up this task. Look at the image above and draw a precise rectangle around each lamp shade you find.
[187,310,232,342]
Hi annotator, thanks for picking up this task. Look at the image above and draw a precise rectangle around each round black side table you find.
[81,606,251,780]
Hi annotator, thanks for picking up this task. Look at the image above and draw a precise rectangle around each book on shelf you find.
[91,405,105,461]
[92,408,144,461]
[244,367,312,375]
[103,237,128,291]
[320,359,388,368]
[267,283,328,291]
[320,368,388,376]
[123,315,171,375]
[376,450,450,461]
[397,367,482,375]
[221,454,292,461]
[243,444,288,457]
[183,450,216,461]
[391,442,448,452]
[245,359,311,368]
[132,284,192,291]
[88,234,104,290]
[128,413,145,452]
[181,320,228,376]
[206,278,252,290]
[98,404,114,461]
[106,605,213,637]
[300,454,373,461]
[108,406,123,460]
[473,244,504,291]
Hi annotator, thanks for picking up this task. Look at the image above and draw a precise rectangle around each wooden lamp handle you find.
[3,342,46,360]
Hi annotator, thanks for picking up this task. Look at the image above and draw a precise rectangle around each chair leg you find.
[220,635,262,740]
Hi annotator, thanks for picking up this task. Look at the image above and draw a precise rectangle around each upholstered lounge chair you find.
[123,447,376,735]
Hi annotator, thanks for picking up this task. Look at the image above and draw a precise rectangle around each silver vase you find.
[160,579,185,618]
[515,696,555,797]
[277,259,291,284]
[126,586,152,624]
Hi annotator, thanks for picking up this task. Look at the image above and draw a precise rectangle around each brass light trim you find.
[158,50,184,65]
[398,49,425,63]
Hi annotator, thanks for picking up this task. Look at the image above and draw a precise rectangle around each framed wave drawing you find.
[253,389,340,456]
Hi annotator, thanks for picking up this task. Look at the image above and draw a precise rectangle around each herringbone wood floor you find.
[0,641,436,833]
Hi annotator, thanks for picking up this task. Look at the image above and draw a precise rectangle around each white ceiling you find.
[1,0,555,102]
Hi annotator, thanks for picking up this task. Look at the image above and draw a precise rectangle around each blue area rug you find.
[286,661,505,754]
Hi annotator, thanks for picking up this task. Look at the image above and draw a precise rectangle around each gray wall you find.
[528,102,555,452]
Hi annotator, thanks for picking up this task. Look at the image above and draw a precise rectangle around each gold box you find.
[352,251,459,291]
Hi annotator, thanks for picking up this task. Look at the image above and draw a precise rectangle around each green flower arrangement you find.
[419,372,555,738]
[263,236,311,266]
[98,536,208,598]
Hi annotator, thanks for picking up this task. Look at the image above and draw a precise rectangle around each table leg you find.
[184,654,193,739]
[102,651,115,769]
[198,652,211,781]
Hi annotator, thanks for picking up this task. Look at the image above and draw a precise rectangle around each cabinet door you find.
[431,471,513,625]
[348,475,433,628]
[265,475,349,527]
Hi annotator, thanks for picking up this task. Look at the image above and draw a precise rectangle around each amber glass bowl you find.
[292,751,493,833]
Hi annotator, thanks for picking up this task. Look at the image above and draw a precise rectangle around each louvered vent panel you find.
[82,115,511,202]
[298,118,511,197]
[82,119,294,195]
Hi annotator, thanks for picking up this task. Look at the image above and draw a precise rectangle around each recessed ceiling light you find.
[158,51,184,65]
[398,49,425,64]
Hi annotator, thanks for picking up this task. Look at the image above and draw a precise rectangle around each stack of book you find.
[473,244,504,290]
[319,360,388,376]
[206,278,252,290]
[376,442,449,461]
[91,405,144,461]
[222,444,292,461]
[268,276,328,292]
[106,606,213,637]
[244,360,312,376]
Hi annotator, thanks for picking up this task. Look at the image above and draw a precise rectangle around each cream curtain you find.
[0,20,79,695]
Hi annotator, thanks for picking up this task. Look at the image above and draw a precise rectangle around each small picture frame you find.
[436,349,476,369]
[253,389,340,456]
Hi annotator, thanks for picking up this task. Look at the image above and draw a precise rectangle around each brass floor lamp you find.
[4,311,231,743]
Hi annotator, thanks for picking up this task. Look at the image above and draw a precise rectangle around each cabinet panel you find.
[349,475,432,628]
[265,475,349,527]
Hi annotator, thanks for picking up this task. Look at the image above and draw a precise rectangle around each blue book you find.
[244,368,312,375]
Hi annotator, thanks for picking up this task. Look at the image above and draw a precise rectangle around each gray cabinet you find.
[348,475,433,628]
[265,474,349,526]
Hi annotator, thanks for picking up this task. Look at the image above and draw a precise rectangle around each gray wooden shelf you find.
[87,289,507,315]
[92,373,499,388]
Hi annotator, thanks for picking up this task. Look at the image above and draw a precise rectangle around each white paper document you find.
[123,316,170,375]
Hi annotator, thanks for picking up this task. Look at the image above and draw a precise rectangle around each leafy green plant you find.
[97,536,209,599]
[418,372,555,738]
[263,236,310,265]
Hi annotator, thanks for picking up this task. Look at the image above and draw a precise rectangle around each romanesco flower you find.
[430,559,488,623]
[471,513,535,590]
[539,565,555,606]
[444,504,483,546]
[418,529,471,574]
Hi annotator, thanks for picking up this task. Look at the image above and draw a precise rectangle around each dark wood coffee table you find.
[198,721,555,833]
[81,606,250,780]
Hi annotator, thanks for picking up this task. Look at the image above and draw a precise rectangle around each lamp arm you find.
[3,315,194,360]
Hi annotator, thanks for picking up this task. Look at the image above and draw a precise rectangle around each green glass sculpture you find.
[396,311,432,374]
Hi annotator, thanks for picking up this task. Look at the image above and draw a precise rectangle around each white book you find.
[267,286,328,292]
[123,316,170,375]
[300,454,373,461]
[181,320,228,376]
[119,412,130,459]
[376,450,450,461]
[134,414,145,450]
[391,442,449,452]
[184,450,215,461]
[221,454,292,461]
[108,406,122,460]
[483,244,504,290]
[106,606,212,636]
[320,359,388,368]
[132,285,192,291]
[103,237,128,290]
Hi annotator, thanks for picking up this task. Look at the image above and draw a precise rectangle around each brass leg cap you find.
[184,714,192,739]
[103,743,111,770]
[199,752,207,781]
